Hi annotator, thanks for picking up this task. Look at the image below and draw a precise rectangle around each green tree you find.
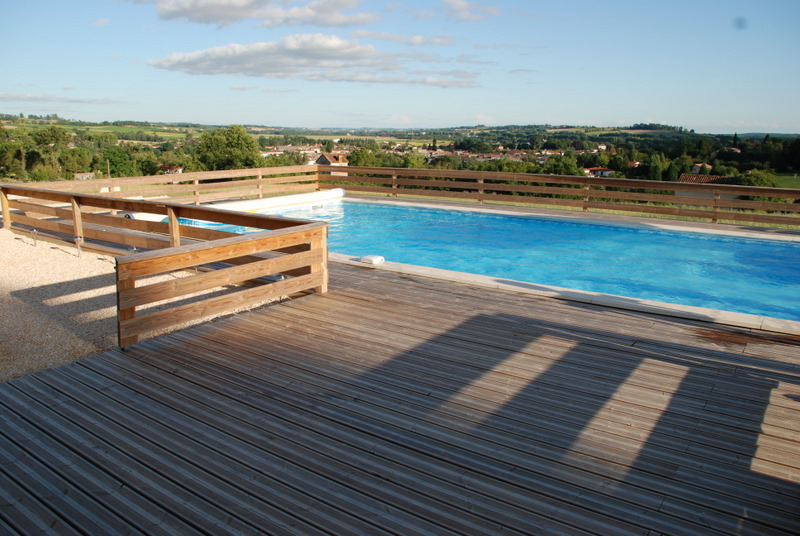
[346,147,380,167]
[31,125,71,149]
[195,125,262,170]
[664,162,681,182]
[76,130,117,151]
[542,154,582,176]
[643,152,668,180]
[58,147,94,177]
[103,145,136,177]
[0,141,27,179]
[740,169,779,188]
[133,150,161,176]
[402,151,427,168]
[430,154,463,170]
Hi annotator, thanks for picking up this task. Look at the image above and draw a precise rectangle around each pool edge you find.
[330,252,800,336]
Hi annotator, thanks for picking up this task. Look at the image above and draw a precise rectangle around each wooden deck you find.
[1,262,799,535]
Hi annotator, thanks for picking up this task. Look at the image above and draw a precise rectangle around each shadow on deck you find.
[1,263,799,535]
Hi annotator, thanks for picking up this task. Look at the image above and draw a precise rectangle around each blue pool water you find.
[200,200,800,321]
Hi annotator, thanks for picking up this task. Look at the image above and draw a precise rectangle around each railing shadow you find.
[348,311,800,534]
[6,250,274,371]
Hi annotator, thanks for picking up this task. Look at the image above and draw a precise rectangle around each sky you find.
[1,0,799,133]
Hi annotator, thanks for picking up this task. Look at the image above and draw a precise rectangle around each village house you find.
[692,162,714,174]
[677,173,741,201]
[315,152,349,176]
[584,166,614,177]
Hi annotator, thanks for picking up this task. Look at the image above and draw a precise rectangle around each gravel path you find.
[1,228,282,382]
[0,229,121,381]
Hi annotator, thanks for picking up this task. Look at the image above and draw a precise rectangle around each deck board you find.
[2,262,799,535]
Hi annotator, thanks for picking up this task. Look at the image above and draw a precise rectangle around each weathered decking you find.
[1,263,799,535]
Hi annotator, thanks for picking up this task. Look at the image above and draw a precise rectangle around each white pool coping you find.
[330,197,800,335]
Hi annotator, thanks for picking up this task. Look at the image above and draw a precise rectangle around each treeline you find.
[0,124,311,181]
[2,117,799,188]
[345,130,799,188]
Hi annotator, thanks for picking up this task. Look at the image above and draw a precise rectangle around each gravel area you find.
[0,229,121,381]
[0,228,283,382]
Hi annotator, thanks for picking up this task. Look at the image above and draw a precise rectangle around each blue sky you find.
[2,0,798,133]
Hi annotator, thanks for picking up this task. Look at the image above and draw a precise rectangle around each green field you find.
[775,172,800,189]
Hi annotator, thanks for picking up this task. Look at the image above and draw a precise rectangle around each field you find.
[775,172,800,189]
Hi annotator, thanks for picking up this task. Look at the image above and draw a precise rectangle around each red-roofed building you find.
[584,167,614,177]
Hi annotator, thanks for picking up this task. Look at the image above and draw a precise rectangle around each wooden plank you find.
[116,225,325,278]
[118,272,322,341]
[118,249,324,310]
[78,353,533,536]
[156,322,756,532]
[117,273,138,347]
[0,188,11,228]
[2,375,291,535]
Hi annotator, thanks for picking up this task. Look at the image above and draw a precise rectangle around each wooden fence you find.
[0,183,328,347]
[317,165,800,226]
[28,165,321,206]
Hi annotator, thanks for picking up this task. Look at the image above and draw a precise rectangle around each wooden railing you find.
[317,165,800,226]
[116,223,327,347]
[28,165,320,206]
[0,183,328,347]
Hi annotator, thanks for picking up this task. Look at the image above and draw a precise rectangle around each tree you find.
[430,154,463,170]
[0,140,27,179]
[643,152,668,180]
[664,162,681,182]
[103,145,136,177]
[740,169,779,188]
[58,147,93,177]
[346,147,380,167]
[542,154,582,176]
[31,126,71,149]
[195,125,262,171]
[402,151,427,168]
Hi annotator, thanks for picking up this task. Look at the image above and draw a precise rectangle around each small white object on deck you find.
[359,255,385,265]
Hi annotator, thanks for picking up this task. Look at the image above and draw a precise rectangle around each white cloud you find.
[441,0,498,22]
[259,0,380,27]
[353,30,452,46]
[133,0,379,27]
[0,93,116,104]
[150,34,479,88]
[93,18,111,27]
[387,114,412,125]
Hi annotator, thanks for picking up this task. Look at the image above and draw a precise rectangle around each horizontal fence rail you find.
[116,223,327,347]
[317,165,800,226]
[0,180,328,347]
[27,165,321,205]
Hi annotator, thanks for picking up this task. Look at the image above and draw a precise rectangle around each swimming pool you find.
[194,199,800,322]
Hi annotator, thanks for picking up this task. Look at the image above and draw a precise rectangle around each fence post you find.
[71,196,84,239]
[0,187,10,229]
[167,207,181,247]
[391,174,398,198]
[311,230,329,294]
[116,266,138,348]
[582,184,590,212]
[477,178,484,204]
[193,178,200,205]
[712,192,720,224]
